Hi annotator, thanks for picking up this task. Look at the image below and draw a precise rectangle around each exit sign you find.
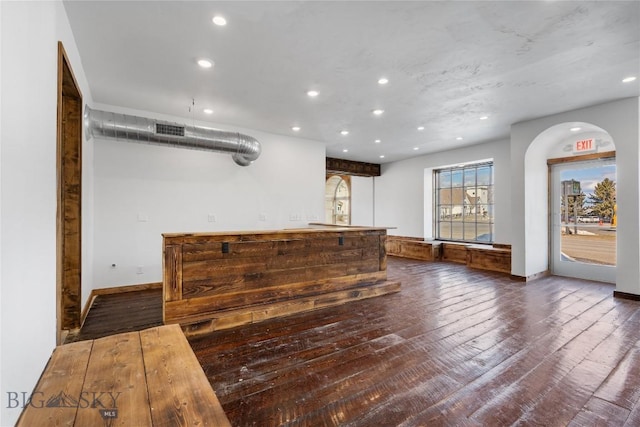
[573,138,596,154]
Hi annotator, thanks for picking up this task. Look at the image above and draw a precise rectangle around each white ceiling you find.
[63,1,640,164]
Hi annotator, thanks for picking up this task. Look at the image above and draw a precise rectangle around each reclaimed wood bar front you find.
[163,226,400,336]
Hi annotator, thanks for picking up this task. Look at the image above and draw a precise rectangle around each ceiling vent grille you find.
[156,123,185,137]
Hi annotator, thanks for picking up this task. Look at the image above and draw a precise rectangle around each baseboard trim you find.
[510,270,550,282]
[613,291,640,301]
[80,294,97,327]
[92,282,162,296]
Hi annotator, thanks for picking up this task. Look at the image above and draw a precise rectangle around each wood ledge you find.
[386,236,512,275]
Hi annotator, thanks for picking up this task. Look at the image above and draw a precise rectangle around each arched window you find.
[325,175,351,225]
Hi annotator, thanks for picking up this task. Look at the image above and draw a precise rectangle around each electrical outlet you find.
[259,213,267,221]
[137,213,149,222]
[136,265,144,275]
[208,214,217,223]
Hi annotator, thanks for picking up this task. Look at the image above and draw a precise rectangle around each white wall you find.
[511,97,640,292]
[0,1,4,420]
[0,1,93,425]
[92,104,326,287]
[375,139,511,243]
[351,176,374,226]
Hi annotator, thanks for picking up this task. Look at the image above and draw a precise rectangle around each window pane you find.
[477,166,491,185]
[466,187,479,208]
[464,223,478,240]
[451,204,463,219]
[438,221,451,239]
[463,202,474,218]
[477,204,490,220]
[438,171,451,188]
[450,221,462,240]
[451,170,463,187]
[478,222,494,242]
[439,206,451,220]
[464,169,476,186]
[451,188,464,205]
[486,186,494,204]
[438,188,451,204]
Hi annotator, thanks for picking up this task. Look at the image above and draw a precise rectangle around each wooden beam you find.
[326,157,381,177]
[57,42,83,342]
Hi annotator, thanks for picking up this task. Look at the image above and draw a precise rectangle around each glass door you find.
[550,158,616,283]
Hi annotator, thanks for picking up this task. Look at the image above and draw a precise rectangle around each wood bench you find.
[466,244,512,274]
[386,236,441,261]
[387,236,512,275]
[17,324,230,426]
[441,242,470,264]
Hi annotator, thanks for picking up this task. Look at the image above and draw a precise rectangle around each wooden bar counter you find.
[163,225,400,337]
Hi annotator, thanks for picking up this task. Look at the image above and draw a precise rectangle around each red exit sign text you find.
[573,138,596,154]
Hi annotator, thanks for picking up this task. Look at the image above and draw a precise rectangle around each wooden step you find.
[179,279,401,338]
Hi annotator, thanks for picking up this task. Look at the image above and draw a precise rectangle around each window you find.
[325,175,350,225]
[435,162,494,243]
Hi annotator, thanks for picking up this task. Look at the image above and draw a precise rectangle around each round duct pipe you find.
[84,106,261,166]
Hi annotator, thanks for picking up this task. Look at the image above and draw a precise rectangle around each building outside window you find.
[435,162,494,243]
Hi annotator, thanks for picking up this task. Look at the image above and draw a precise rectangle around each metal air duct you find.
[84,106,261,166]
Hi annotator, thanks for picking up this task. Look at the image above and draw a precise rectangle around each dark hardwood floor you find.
[75,258,640,426]
[67,289,163,342]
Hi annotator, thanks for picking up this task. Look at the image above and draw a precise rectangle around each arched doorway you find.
[525,122,616,283]
[325,175,351,225]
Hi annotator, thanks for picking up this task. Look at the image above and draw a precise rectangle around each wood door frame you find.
[57,42,83,344]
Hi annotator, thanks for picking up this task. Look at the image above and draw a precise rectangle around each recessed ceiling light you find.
[374,139,381,144]
[622,76,637,83]
[291,126,301,132]
[456,136,464,141]
[203,108,213,114]
[307,90,319,97]
[340,130,349,136]
[413,147,419,151]
[343,149,349,153]
[197,58,214,68]
[372,109,384,116]
[379,155,385,158]
[212,15,227,26]
[479,116,489,120]
[570,127,582,132]
[417,126,425,131]
[378,77,389,85]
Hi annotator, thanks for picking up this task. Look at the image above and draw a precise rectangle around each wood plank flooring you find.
[189,258,640,426]
[74,258,640,426]
[67,289,163,342]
